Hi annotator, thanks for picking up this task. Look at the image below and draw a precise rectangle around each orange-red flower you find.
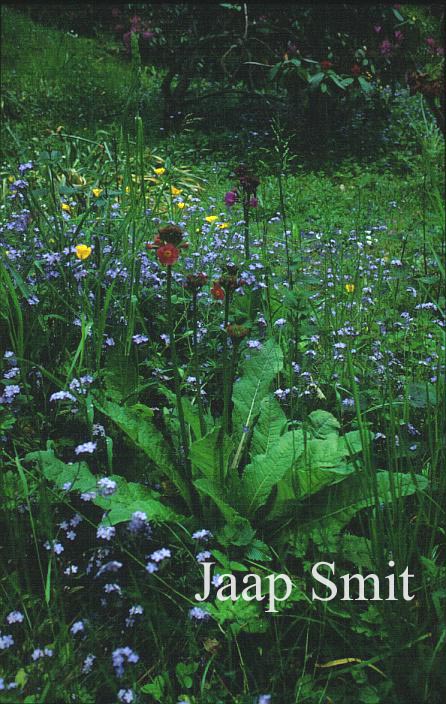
[157,243,179,266]
[210,283,225,300]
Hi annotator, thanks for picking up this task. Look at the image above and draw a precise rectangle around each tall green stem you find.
[243,198,250,260]
[166,266,189,468]
[192,291,206,437]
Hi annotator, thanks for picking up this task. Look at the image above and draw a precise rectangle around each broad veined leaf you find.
[25,450,181,526]
[306,409,340,439]
[25,449,96,493]
[271,426,373,514]
[238,429,305,517]
[250,395,287,457]
[190,427,233,481]
[232,339,283,440]
[291,470,428,555]
[194,477,253,543]
[93,397,190,505]
[95,475,181,525]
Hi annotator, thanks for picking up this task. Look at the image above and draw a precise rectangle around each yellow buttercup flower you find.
[177,202,186,209]
[75,244,92,260]
[125,186,131,194]
[218,222,230,229]
[171,186,182,195]
[61,203,71,213]
[154,167,166,176]
[345,283,355,294]
[92,188,103,198]
[205,215,218,223]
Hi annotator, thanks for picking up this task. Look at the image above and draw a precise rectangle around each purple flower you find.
[6,611,24,625]
[80,491,97,502]
[379,39,393,56]
[196,551,212,563]
[70,621,85,635]
[49,390,76,402]
[74,441,97,455]
[95,561,123,578]
[97,525,116,541]
[44,540,64,555]
[189,606,211,621]
[0,634,14,650]
[132,334,149,345]
[274,318,287,327]
[149,548,171,562]
[192,529,213,541]
[97,477,117,496]
[0,385,21,404]
[82,654,96,673]
[247,340,262,349]
[118,690,135,704]
[18,161,33,174]
[128,511,151,537]
[112,646,139,677]
[224,190,238,206]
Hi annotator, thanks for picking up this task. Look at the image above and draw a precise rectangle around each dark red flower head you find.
[320,60,333,71]
[351,64,361,77]
[210,283,225,300]
[157,243,179,266]
[158,224,184,246]
[184,273,208,292]
[226,323,249,340]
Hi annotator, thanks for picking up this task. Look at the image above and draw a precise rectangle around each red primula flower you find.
[157,243,180,266]
[351,64,361,77]
[320,60,333,71]
[210,283,225,300]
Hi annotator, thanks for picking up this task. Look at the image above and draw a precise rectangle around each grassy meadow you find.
[0,6,445,704]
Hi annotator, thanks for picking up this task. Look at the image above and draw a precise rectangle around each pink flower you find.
[379,39,393,56]
[249,196,258,208]
[426,37,436,49]
[373,25,382,34]
[224,190,238,206]
[394,30,404,44]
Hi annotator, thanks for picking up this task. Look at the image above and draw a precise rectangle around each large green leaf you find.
[94,397,190,505]
[306,409,340,439]
[251,395,287,457]
[95,475,180,525]
[232,339,283,440]
[25,449,95,493]
[291,470,428,555]
[25,450,180,526]
[194,477,254,544]
[238,429,305,517]
[190,427,233,481]
[271,426,373,514]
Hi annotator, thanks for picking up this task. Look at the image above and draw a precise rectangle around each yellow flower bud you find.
[75,244,92,260]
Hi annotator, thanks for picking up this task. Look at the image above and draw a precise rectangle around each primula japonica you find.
[157,243,180,266]
[146,224,188,267]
